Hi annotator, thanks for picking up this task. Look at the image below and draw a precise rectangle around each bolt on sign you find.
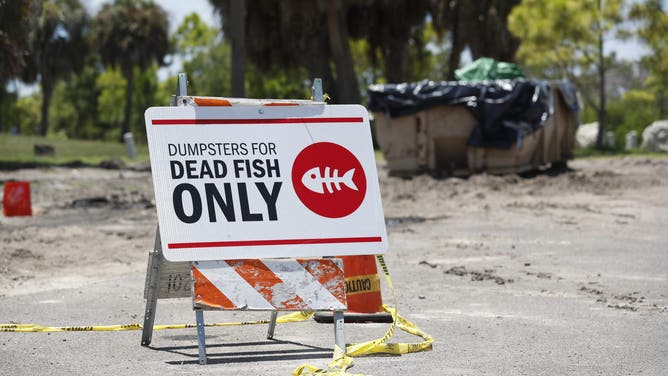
[144,104,387,261]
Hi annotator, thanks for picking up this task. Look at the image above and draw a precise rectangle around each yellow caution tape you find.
[0,311,314,333]
[1,257,433,376]
[309,93,332,102]
[292,255,434,375]
[0,323,142,332]
[293,345,363,376]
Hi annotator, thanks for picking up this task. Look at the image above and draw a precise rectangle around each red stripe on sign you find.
[152,117,363,125]
[167,236,383,249]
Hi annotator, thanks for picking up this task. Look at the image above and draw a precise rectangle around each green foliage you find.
[246,65,310,100]
[630,0,668,116]
[0,90,21,133]
[180,37,231,96]
[509,0,624,77]
[350,38,381,92]
[351,21,449,96]
[49,82,78,137]
[131,67,159,143]
[404,23,452,83]
[172,12,218,58]
[509,0,626,149]
[574,146,668,158]
[96,68,126,141]
[172,12,309,100]
[24,62,163,143]
[11,94,42,135]
[155,76,178,106]
[416,22,450,82]
[50,55,102,139]
[171,12,231,96]
[582,89,658,146]
[607,90,657,145]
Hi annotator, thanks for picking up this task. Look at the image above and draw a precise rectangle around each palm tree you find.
[229,0,246,97]
[326,0,359,103]
[22,0,88,136]
[0,0,35,132]
[92,0,170,142]
[0,0,35,84]
[210,0,362,103]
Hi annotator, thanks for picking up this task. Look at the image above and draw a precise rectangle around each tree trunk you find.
[304,33,336,100]
[595,2,606,149]
[369,43,379,84]
[0,90,5,133]
[326,0,360,104]
[121,66,134,143]
[384,44,407,84]
[471,0,489,60]
[40,80,53,136]
[447,0,463,81]
[73,116,82,139]
[230,0,246,97]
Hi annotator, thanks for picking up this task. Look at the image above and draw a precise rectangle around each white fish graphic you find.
[302,167,358,194]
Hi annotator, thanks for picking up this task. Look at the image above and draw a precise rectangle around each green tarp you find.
[454,57,525,81]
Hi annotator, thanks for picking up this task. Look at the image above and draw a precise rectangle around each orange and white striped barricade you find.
[191,258,347,364]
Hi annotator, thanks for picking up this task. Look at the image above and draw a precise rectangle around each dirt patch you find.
[444,265,514,285]
[1,156,667,305]
[578,285,649,312]
[525,271,555,280]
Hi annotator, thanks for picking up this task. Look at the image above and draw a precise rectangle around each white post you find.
[123,132,136,159]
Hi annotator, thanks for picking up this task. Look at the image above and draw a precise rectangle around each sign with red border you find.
[144,104,387,261]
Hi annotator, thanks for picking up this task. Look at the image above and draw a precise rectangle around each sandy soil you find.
[0,156,667,375]
[1,167,156,296]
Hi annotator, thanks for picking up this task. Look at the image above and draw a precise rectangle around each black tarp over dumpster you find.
[367,79,555,149]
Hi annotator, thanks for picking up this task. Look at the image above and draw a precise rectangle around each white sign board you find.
[144,104,387,261]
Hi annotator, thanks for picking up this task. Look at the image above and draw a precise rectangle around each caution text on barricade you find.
[144,104,387,261]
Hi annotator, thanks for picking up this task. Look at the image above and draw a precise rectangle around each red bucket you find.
[3,181,32,216]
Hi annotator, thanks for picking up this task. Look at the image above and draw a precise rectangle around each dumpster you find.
[367,79,579,176]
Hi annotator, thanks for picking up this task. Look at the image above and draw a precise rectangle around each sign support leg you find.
[141,227,163,346]
[196,310,207,365]
[333,310,346,353]
[312,78,323,102]
[266,311,278,339]
[312,77,347,356]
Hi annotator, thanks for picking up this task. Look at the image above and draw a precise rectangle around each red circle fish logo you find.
[292,142,367,218]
